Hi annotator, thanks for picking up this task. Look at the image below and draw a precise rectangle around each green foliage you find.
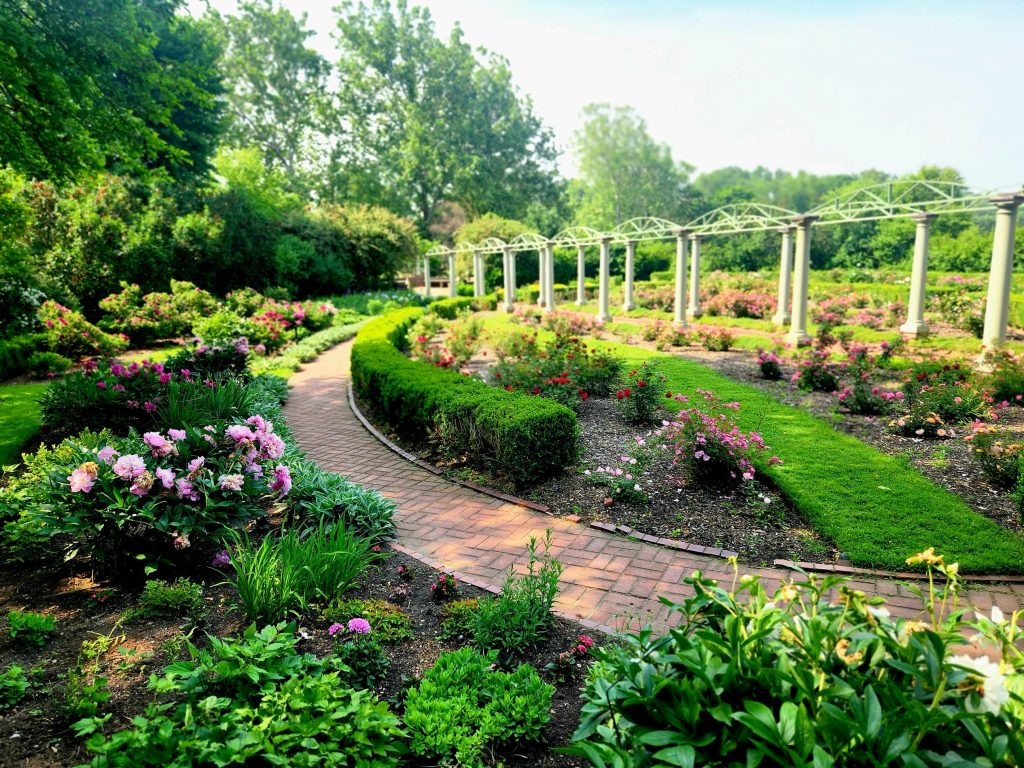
[351,309,579,487]
[332,635,390,689]
[428,296,477,320]
[324,599,413,644]
[25,351,73,378]
[439,598,480,642]
[84,623,406,767]
[404,646,554,766]
[0,382,46,466]
[127,579,204,622]
[615,362,667,425]
[0,664,31,709]
[285,457,396,543]
[0,334,45,379]
[37,301,128,358]
[474,531,562,655]
[98,281,220,345]
[7,610,56,647]
[568,562,1024,768]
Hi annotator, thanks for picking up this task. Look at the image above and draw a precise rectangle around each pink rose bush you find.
[37,300,128,358]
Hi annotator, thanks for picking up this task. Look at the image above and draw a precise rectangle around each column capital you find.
[625,239,637,248]
[599,236,612,245]
[777,224,796,235]
[672,227,692,238]
[911,212,938,223]
[790,214,818,227]
[989,192,1024,211]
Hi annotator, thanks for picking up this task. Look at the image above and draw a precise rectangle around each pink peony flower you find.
[187,456,205,474]
[269,465,292,497]
[168,429,186,441]
[226,425,255,443]
[347,618,371,634]
[218,474,245,491]
[328,622,345,637]
[97,446,118,463]
[113,454,146,480]
[68,467,95,493]
[143,401,157,413]
[155,467,175,489]
[212,549,231,567]
[130,472,154,497]
[175,478,199,501]
[143,432,174,457]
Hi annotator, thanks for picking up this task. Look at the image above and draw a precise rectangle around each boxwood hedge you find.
[350,308,578,487]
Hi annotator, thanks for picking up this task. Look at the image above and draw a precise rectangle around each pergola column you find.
[622,240,637,311]
[544,243,556,312]
[510,248,517,299]
[423,254,431,299]
[473,251,484,297]
[537,248,546,307]
[597,237,612,324]
[686,234,704,318]
[673,228,690,328]
[786,215,817,346]
[980,193,1024,357]
[899,213,937,337]
[447,253,457,298]
[772,226,795,326]
[502,248,515,312]
[575,245,586,305]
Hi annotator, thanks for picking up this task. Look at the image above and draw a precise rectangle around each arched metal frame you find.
[427,182,1024,257]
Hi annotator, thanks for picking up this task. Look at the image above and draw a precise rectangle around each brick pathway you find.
[282,341,1024,633]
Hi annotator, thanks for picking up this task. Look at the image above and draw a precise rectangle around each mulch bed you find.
[0,548,601,767]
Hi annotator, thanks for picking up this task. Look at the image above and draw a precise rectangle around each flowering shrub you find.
[543,310,598,337]
[901,364,994,424]
[444,311,484,366]
[587,436,650,504]
[792,349,841,393]
[569,552,1024,768]
[164,337,252,379]
[704,289,775,319]
[97,281,220,344]
[36,415,288,572]
[965,422,1024,494]
[614,362,667,424]
[932,292,985,338]
[430,572,459,600]
[658,389,781,486]
[985,351,1024,405]
[329,618,389,688]
[37,301,128,358]
[545,633,595,684]
[835,346,903,415]
[694,325,736,351]
[755,348,783,380]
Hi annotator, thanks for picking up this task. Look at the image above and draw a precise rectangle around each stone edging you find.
[346,383,551,514]
[388,542,620,636]
[773,558,1024,584]
[589,521,739,560]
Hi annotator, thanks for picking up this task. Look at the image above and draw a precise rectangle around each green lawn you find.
[483,314,1024,574]
[0,383,47,466]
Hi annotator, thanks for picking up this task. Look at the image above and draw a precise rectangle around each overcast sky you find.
[190,0,1024,191]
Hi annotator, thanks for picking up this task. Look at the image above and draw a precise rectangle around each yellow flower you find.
[778,583,798,603]
[79,461,100,477]
[835,639,864,666]
[906,547,943,566]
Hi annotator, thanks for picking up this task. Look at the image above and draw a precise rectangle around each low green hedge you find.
[0,334,44,381]
[350,309,578,487]
[249,321,364,376]
[427,297,475,319]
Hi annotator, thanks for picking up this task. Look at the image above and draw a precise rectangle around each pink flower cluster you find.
[328,618,371,637]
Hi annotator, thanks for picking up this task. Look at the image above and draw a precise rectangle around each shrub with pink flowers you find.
[964,422,1024,496]
[36,414,290,574]
[97,281,220,344]
[37,300,128,358]
[901,364,993,424]
[694,326,737,352]
[704,289,775,319]
[834,346,903,416]
[430,572,460,600]
[614,362,667,424]
[586,436,651,504]
[657,389,782,487]
[792,349,841,393]
[755,348,783,380]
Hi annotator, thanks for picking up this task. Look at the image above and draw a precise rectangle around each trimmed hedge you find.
[427,297,475,319]
[249,321,365,376]
[0,334,44,381]
[350,309,578,487]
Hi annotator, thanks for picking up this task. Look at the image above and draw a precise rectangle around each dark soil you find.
[0,549,601,767]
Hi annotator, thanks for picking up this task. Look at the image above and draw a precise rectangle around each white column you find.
[423,254,431,298]
[537,248,546,307]
[980,194,1024,357]
[772,226,795,326]
[673,229,690,328]
[502,248,514,312]
[510,249,517,301]
[473,251,483,297]
[543,242,556,313]
[597,237,612,323]
[687,235,703,318]
[447,253,457,298]
[622,240,636,311]
[787,215,817,346]
[575,245,586,305]
[900,213,936,337]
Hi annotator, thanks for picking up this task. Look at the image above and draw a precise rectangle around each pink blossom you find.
[187,456,205,474]
[143,401,157,413]
[143,432,174,457]
[328,622,345,637]
[155,467,175,489]
[158,372,171,385]
[112,454,146,480]
[68,468,95,493]
[130,472,154,497]
[269,465,292,496]
[97,446,118,463]
[219,474,245,491]
[212,550,231,567]
[175,478,199,501]
[96,381,107,390]
[168,429,187,441]
[226,425,255,443]
[347,618,371,634]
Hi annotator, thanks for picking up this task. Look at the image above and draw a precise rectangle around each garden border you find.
[772,558,1024,584]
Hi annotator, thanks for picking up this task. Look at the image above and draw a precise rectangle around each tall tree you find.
[333,0,560,230]
[217,0,332,195]
[0,0,222,182]
[572,104,695,229]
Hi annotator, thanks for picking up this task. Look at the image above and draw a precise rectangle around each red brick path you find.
[282,341,1024,633]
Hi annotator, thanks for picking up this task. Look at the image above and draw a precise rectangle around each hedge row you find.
[249,321,365,375]
[0,334,44,381]
[427,295,498,319]
[350,308,578,487]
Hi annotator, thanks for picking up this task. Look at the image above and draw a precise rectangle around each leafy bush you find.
[8,610,56,647]
[0,334,45,380]
[285,457,396,543]
[792,349,841,393]
[615,362,667,424]
[835,346,902,416]
[404,647,553,766]
[428,296,476,319]
[0,664,30,709]
[755,348,783,380]
[694,325,736,351]
[351,309,579,487]
[986,351,1024,405]
[127,578,204,621]
[330,630,390,689]
[965,423,1024,493]
[704,289,775,319]
[890,364,994,437]
[324,599,413,644]
[37,301,128,358]
[97,281,219,344]
[164,337,251,380]
[474,531,562,655]
[568,555,1024,768]
[25,351,73,377]
[83,623,406,766]
[439,598,480,642]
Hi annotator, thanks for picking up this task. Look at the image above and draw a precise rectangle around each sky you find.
[189,0,1024,191]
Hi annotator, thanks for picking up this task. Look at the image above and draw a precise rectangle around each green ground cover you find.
[482,314,1024,573]
[0,383,47,466]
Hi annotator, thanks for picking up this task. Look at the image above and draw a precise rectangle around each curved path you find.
[283,341,1024,633]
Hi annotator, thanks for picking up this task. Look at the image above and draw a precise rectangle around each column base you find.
[898,321,929,338]
[771,311,790,326]
[686,308,703,319]
[575,299,586,306]
[596,312,613,324]
[786,329,811,347]
[672,320,688,331]
[502,303,514,313]
[622,302,635,312]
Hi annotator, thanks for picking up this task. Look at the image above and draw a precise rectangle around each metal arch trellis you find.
[425,183,1022,255]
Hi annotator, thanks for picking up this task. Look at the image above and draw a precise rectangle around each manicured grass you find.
[482,315,1024,573]
[0,383,47,466]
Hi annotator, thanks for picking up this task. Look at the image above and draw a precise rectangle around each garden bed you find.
[0,546,601,768]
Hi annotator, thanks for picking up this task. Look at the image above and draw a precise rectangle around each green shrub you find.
[127,578,204,621]
[0,664,30,709]
[474,531,562,656]
[404,647,553,766]
[439,598,480,642]
[332,634,390,689]
[0,334,45,379]
[428,296,476,319]
[324,599,413,644]
[37,301,128,358]
[351,309,579,487]
[25,351,73,377]
[8,610,56,647]
[614,361,667,424]
[568,556,1024,768]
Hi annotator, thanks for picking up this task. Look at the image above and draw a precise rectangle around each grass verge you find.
[0,383,47,466]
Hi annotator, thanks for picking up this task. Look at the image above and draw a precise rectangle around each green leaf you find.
[652,745,696,768]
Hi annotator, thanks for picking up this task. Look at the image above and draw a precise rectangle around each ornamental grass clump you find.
[658,388,781,486]
[568,551,1024,767]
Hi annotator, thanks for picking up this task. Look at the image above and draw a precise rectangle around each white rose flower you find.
[949,654,1009,715]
